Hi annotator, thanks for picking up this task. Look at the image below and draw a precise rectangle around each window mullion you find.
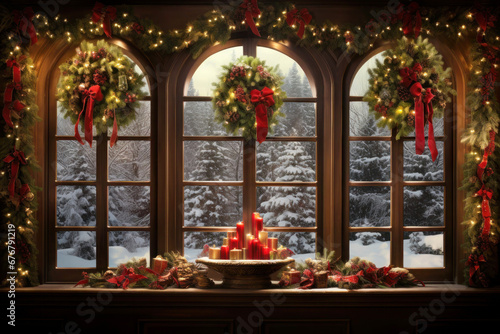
[95,133,109,270]
[243,139,257,237]
[391,129,404,267]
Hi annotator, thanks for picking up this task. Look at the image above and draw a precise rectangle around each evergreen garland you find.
[212,56,286,141]
[364,36,456,140]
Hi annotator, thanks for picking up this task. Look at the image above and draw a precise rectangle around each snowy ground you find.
[57,235,443,269]
[57,246,150,268]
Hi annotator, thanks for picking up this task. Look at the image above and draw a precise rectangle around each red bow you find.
[6,56,26,84]
[107,266,147,289]
[401,2,421,38]
[286,8,312,39]
[3,99,25,129]
[298,269,315,289]
[3,149,27,199]
[477,130,496,181]
[75,85,103,147]
[74,271,90,287]
[92,2,117,38]
[251,87,275,143]
[240,0,261,37]
[466,254,486,286]
[12,7,37,45]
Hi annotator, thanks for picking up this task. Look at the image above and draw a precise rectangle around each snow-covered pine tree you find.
[259,141,316,254]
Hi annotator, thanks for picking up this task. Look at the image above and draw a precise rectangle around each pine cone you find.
[429,73,439,83]
[406,113,415,127]
[380,88,391,100]
[397,84,411,101]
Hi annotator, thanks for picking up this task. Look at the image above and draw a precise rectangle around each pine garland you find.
[0,1,499,287]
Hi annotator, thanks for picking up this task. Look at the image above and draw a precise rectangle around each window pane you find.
[187,46,244,96]
[257,141,315,182]
[109,231,150,267]
[57,186,96,226]
[109,101,151,136]
[184,186,242,227]
[349,102,390,136]
[404,186,444,227]
[57,141,96,181]
[108,140,150,181]
[109,186,150,227]
[57,101,96,136]
[404,141,444,181]
[57,231,96,267]
[349,141,390,181]
[404,231,444,268]
[272,102,316,137]
[184,231,227,260]
[257,46,314,97]
[349,186,390,227]
[184,141,243,181]
[184,101,237,136]
[125,55,149,95]
[257,187,316,228]
[349,231,390,267]
[268,232,316,260]
[350,52,385,96]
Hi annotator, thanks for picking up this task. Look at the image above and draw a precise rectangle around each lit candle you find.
[268,237,278,251]
[252,213,264,237]
[236,221,245,249]
[209,246,221,259]
[152,255,168,274]
[221,245,229,259]
[229,237,238,251]
[229,249,242,260]
[262,246,270,260]
[259,231,268,246]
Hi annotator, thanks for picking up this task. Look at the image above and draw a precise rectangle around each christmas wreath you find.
[212,56,286,143]
[57,40,144,147]
[364,36,456,161]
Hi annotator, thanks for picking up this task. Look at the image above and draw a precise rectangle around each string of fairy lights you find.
[1,2,499,286]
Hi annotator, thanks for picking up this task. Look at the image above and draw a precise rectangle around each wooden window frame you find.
[177,38,323,252]
[46,42,157,282]
[342,46,454,282]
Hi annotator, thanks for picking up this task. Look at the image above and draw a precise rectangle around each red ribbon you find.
[251,87,275,143]
[466,254,486,286]
[475,186,493,237]
[12,7,38,45]
[286,8,312,39]
[402,2,421,38]
[240,0,261,37]
[107,266,147,289]
[298,269,315,289]
[477,130,496,181]
[423,88,438,161]
[92,2,117,38]
[6,56,26,84]
[3,83,25,128]
[18,184,31,204]
[110,113,118,147]
[74,272,90,287]
[3,149,27,199]
[75,85,103,147]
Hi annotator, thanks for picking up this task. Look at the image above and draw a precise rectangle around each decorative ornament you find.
[364,36,455,161]
[57,40,144,148]
[212,56,285,142]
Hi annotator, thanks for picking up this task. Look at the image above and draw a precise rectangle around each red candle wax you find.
[236,222,245,249]
[246,234,254,259]
[229,237,238,251]
[220,245,229,260]
[255,216,264,238]
[251,212,258,239]
[252,238,260,260]
[262,246,270,260]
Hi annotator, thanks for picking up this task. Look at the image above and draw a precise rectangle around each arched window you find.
[344,49,453,281]
[181,41,319,261]
[47,47,155,281]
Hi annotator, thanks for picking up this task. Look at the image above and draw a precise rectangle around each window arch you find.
[179,40,321,261]
[344,47,454,281]
[46,43,156,282]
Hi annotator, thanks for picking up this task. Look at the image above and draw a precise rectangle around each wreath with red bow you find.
[364,36,456,161]
[57,40,145,147]
[212,56,286,143]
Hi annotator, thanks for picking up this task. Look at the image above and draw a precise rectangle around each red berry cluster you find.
[257,65,270,79]
[374,104,388,117]
[125,92,137,103]
[93,70,107,85]
[234,85,247,103]
[229,65,246,81]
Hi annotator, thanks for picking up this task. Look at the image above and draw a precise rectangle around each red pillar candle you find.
[262,246,270,260]
[236,221,245,249]
[252,212,264,239]
[229,237,238,251]
[247,234,254,259]
[220,245,229,260]
[252,238,260,260]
